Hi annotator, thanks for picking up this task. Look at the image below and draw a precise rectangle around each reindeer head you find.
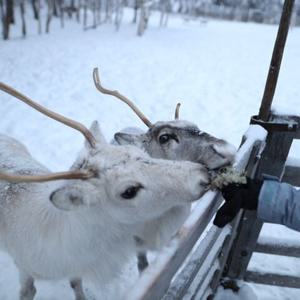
[0,83,210,225]
[92,68,236,170]
[114,120,236,170]
[49,121,210,224]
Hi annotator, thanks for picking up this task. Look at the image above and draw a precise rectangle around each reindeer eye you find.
[121,185,143,200]
[159,134,171,144]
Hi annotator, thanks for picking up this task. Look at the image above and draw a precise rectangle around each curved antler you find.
[93,68,153,128]
[0,170,94,183]
[175,102,181,120]
[0,82,96,148]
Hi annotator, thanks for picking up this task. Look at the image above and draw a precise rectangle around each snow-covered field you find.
[1,9,300,300]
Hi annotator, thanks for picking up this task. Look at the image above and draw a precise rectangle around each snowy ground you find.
[1,8,300,300]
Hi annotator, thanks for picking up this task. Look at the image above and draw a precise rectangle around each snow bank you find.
[1,8,300,300]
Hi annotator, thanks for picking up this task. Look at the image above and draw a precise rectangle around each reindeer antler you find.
[175,102,181,120]
[93,68,153,128]
[0,170,94,183]
[0,82,96,148]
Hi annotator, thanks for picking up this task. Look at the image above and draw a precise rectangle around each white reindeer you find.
[92,68,236,271]
[0,82,211,300]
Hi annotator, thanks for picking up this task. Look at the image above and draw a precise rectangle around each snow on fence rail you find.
[125,125,267,300]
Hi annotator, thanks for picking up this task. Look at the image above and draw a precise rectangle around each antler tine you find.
[0,170,94,183]
[93,68,153,128]
[0,82,96,148]
[175,102,181,120]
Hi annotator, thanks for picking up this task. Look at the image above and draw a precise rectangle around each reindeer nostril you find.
[200,182,209,188]
[210,145,226,159]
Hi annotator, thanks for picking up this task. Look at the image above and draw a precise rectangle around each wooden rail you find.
[255,242,300,258]
[245,271,300,289]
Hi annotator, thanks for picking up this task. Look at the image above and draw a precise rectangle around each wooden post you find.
[258,0,295,121]
[224,130,295,279]
[222,0,298,285]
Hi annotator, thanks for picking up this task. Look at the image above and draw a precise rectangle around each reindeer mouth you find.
[208,166,247,190]
[200,182,211,192]
[206,164,233,190]
[196,154,232,172]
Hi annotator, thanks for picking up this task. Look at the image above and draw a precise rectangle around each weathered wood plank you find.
[162,227,221,300]
[163,226,229,300]
[190,260,219,300]
[226,131,294,279]
[282,165,300,187]
[125,192,222,300]
[209,141,265,292]
[245,271,300,289]
[255,242,300,258]
[273,115,300,140]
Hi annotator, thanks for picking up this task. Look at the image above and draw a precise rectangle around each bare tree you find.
[20,0,26,37]
[57,0,65,28]
[115,0,124,30]
[105,0,112,22]
[3,0,14,40]
[0,0,4,38]
[53,0,59,16]
[137,0,146,36]
[93,0,96,28]
[31,0,39,20]
[132,0,140,23]
[160,0,170,27]
[137,0,152,36]
[83,0,87,28]
[46,0,54,33]
[96,0,101,24]
[37,0,42,33]
[76,0,81,22]
[7,0,14,24]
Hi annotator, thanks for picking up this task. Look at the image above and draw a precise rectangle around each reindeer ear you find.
[85,120,107,148]
[114,132,140,145]
[50,186,85,211]
[49,184,99,211]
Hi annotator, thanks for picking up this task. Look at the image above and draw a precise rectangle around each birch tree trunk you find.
[0,0,4,39]
[83,0,87,28]
[133,0,139,23]
[105,0,112,22]
[76,0,81,23]
[37,0,41,33]
[31,0,39,20]
[67,0,75,18]
[53,0,58,17]
[96,0,101,24]
[59,0,64,28]
[93,0,96,28]
[137,0,145,36]
[3,0,14,40]
[115,0,123,31]
[7,0,14,24]
[20,0,26,37]
[46,0,54,33]
[159,1,165,26]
